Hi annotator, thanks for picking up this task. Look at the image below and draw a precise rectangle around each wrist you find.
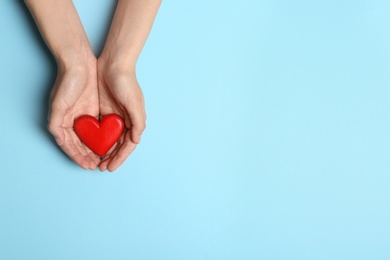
[56,47,96,73]
[98,50,136,75]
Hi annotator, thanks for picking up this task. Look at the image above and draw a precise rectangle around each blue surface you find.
[1,0,390,259]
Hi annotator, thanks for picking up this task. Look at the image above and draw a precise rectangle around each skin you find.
[25,0,161,171]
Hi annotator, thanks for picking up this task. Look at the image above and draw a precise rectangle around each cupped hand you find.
[48,58,100,170]
[97,58,146,172]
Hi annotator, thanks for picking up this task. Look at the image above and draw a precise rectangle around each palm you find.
[97,61,145,171]
[49,68,100,169]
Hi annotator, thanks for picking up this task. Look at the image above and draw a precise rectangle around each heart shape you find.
[74,114,124,157]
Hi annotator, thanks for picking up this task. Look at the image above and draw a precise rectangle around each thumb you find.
[48,105,66,146]
[127,109,146,144]
[131,122,146,144]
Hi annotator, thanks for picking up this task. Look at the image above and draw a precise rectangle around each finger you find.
[99,159,110,172]
[127,106,146,144]
[87,151,100,170]
[61,130,97,170]
[130,121,145,144]
[107,132,137,172]
[66,126,101,170]
[99,141,121,171]
[99,153,113,172]
[48,104,97,170]
[81,139,101,170]
[79,147,99,170]
[59,141,90,170]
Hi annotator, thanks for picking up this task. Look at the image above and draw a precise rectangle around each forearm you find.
[101,0,162,69]
[25,0,94,68]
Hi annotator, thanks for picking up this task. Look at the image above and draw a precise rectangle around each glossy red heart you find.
[74,114,124,157]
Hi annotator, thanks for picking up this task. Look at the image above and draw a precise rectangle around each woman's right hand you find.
[48,56,100,170]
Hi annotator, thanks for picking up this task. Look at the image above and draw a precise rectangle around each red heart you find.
[74,114,124,157]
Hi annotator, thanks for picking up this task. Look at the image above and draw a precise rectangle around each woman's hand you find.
[25,0,101,170]
[94,0,161,171]
[48,57,100,170]
[26,0,160,171]
[97,58,146,172]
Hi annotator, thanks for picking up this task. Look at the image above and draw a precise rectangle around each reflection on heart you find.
[74,114,124,157]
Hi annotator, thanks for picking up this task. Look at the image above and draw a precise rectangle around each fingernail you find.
[55,137,61,145]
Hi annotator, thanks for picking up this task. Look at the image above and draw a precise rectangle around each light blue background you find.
[1,0,390,259]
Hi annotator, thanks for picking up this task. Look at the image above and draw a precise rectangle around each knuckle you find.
[139,122,146,131]
[134,122,146,133]
[47,122,56,134]
[132,118,146,132]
